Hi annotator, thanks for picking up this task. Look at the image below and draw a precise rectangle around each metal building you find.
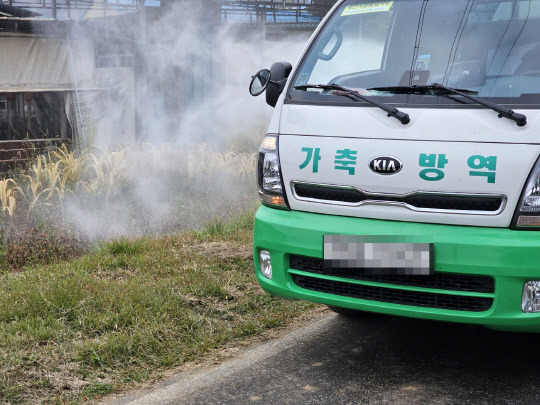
[0,0,333,169]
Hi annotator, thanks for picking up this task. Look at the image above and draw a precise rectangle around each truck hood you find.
[278,104,540,227]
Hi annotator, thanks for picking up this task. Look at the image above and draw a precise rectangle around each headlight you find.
[257,135,289,209]
[513,155,540,229]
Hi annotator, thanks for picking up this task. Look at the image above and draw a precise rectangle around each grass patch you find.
[104,237,145,256]
[1,218,89,271]
[0,214,314,404]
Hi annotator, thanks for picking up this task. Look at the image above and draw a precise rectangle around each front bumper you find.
[253,205,540,332]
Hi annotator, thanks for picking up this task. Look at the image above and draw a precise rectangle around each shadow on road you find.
[290,313,540,404]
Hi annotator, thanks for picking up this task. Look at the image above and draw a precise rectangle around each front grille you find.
[290,255,494,293]
[290,255,494,312]
[292,274,492,312]
[294,184,503,212]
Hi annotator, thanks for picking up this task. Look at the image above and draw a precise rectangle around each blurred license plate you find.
[323,235,433,276]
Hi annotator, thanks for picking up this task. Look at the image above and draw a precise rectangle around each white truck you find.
[249,0,540,332]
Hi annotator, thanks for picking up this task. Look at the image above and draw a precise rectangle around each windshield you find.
[290,0,540,106]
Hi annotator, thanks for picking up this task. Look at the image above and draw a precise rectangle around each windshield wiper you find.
[368,83,527,127]
[294,83,410,125]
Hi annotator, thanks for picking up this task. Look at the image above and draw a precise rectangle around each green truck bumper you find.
[253,205,540,332]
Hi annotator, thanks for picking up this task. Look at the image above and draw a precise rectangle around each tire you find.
[327,305,366,318]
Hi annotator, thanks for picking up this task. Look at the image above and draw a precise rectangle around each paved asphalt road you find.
[106,311,540,405]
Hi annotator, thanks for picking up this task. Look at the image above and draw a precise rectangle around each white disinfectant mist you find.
[59,2,306,239]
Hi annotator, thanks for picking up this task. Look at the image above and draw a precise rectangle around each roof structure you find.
[0,3,41,17]
[0,1,159,20]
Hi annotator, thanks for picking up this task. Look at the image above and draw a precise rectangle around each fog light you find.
[259,250,272,279]
[522,281,540,312]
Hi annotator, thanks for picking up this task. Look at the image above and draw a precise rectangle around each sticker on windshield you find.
[341,1,394,16]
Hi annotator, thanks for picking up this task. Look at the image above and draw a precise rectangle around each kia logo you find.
[369,156,402,175]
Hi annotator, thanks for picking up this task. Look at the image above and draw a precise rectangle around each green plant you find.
[104,237,145,256]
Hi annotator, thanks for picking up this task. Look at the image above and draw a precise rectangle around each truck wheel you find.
[327,305,366,317]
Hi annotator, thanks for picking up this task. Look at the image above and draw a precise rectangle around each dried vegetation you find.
[0,143,258,270]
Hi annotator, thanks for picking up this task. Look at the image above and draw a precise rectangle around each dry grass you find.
[0,179,17,218]
[0,142,258,269]
[0,143,256,220]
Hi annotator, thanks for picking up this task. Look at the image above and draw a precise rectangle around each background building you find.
[0,0,337,168]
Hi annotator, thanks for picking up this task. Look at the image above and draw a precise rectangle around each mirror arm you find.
[268,79,288,92]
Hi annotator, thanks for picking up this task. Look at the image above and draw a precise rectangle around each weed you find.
[0,178,17,218]
[80,382,114,396]
[104,237,145,256]
[204,219,227,237]
[2,217,89,270]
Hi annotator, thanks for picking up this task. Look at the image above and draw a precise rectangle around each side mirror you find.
[248,62,293,108]
[249,69,271,96]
